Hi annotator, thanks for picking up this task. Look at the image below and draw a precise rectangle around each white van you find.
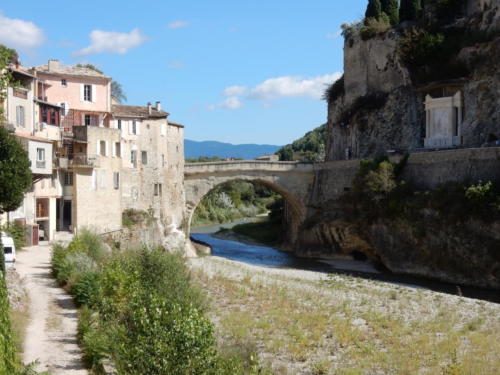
[1,233,16,269]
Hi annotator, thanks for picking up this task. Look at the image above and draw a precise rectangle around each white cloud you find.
[75,28,147,56]
[168,20,190,29]
[0,13,44,50]
[207,96,242,111]
[326,30,342,39]
[222,85,246,97]
[248,73,342,100]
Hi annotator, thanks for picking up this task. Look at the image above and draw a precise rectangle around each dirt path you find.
[15,244,88,374]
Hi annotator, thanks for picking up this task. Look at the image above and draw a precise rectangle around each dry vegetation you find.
[190,257,500,375]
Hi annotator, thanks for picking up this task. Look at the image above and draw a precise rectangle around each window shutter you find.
[98,114,103,127]
[92,85,97,103]
[105,141,109,157]
[112,142,116,157]
[20,106,24,126]
[136,122,141,135]
[16,106,20,125]
[81,114,85,126]
[96,140,100,155]
[80,84,84,102]
[129,121,133,135]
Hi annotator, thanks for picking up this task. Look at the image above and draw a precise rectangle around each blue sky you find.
[0,0,367,145]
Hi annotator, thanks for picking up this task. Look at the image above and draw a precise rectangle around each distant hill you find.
[276,124,326,162]
[184,140,282,160]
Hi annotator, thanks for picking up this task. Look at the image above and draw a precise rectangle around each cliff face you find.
[326,1,500,161]
[298,1,500,289]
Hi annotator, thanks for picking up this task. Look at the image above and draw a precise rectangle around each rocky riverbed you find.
[189,255,500,375]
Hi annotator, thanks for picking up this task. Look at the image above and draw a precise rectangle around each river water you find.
[190,220,500,304]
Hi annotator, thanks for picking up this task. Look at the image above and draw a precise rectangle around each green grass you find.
[231,217,282,246]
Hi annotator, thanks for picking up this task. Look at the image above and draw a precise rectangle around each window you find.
[37,148,45,162]
[141,151,147,165]
[131,150,137,168]
[91,170,97,190]
[99,141,106,156]
[16,106,25,126]
[176,145,179,153]
[64,172,73,186]
[60,102,66,114]
[114,142,121,158]
[84,114,97,126]
[162,154,165,167]
[113,172,120,190]
[61,79,67,87]
[154,183,162,197]
[50,110,57,125]
[100,170,106,189]
[84,84,92,101]
[132,121,137,135]
[41,107,48,123]
[117,119,122,130]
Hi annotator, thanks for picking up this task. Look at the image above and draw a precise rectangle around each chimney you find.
[48,59,60,71]
[155,101,161,111]
[147,102,152,115]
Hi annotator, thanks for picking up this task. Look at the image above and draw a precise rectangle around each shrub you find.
[0,273,17,374]
[341,21,363,44]
[122,208,153,228]
[398,28,445,67]
[0,222,26,250]
[360,15,391,40]
[71,271,100,307]
[323,75,344,104]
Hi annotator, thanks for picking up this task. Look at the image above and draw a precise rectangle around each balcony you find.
[69,155,99,169]
[36,160,46,169]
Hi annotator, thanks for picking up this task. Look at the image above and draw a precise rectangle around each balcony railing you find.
[36,160,46,169]
[69,155,99,168]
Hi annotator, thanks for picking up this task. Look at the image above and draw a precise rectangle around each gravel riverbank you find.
[189,256,500,374]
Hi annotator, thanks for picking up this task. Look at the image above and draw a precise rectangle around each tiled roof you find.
[112,104,169,119]
[35,64,110,79]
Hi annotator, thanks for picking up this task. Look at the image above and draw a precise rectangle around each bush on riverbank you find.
[192,181,279,227]
[51,229,249,374]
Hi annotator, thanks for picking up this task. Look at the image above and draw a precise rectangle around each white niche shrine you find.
[424,91,463,148]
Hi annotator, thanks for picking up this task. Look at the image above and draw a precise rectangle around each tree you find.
[381,0,400,25]
[111,80,127,103]
[365,0,382,20]
[0,45,18,121]
[0,126,32,213]
[400,0,422,22]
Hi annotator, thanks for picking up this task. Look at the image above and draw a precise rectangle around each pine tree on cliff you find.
[365,0,382,20]
[400,0,422,22]
[381,0,400,25]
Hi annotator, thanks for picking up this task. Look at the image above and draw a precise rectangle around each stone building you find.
[110,102,185,229]
[1,65,63,242]
[2,59,186,243]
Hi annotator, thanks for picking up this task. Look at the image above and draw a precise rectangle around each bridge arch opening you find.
[187,178,305,247]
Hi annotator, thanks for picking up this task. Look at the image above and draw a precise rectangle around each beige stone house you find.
[110,102,185,229]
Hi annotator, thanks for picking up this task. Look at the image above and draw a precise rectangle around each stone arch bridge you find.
[184,161,315,245]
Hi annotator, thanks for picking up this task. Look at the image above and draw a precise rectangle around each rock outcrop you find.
[298,1,500,289]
